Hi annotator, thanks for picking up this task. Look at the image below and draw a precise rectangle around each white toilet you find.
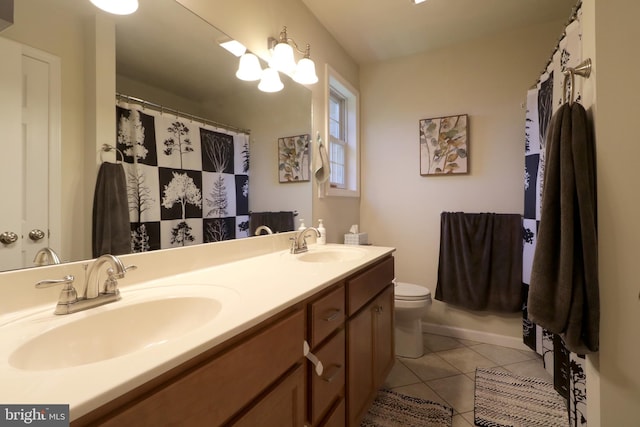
[394,281,432,358]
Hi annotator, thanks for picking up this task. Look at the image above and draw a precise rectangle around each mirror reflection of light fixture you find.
[90,0,139,15]
[257,67,284,93]
[236,52,263,82]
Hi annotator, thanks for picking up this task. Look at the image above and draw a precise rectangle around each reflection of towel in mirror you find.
[528,102,599,354]
[92,162,131,257]
[435,212,523,313]
[314,132,330,184]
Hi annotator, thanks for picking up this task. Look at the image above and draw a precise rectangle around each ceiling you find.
[302,0,578,64]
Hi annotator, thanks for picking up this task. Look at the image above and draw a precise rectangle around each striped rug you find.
[361,389,453,427]
[474,368,569,427]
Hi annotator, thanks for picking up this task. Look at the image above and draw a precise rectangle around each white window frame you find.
[325,65,359,197]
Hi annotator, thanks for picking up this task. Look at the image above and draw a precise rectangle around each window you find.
[329,89,346,189]
[326,66,359,197]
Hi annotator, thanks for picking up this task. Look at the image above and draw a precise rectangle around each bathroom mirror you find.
[0,0,312,272]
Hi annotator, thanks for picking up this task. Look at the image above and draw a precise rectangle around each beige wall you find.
[176,0,361,242]
[582,0,640,425]
[359,21,564,338]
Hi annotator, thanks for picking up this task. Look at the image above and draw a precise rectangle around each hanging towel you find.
[435,212,523,312]
[528,102,599,354]
[314,131,330,184]
[249,211,295,235]
[92,162,131,257]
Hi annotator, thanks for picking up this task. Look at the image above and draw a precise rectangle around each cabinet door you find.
[346,300,375,426]
[346,284,394,426]
[233,364,305,427]
[373,286,394,387]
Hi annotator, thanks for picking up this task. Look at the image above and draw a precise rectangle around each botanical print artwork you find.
[419,114,468,175]
[278,134,310,182]
[116,101,250,251]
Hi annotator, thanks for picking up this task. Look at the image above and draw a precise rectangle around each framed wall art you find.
[419,114,469,175]
[278,134,310,183]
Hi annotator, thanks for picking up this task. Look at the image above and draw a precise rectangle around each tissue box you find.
[344,232,368,245]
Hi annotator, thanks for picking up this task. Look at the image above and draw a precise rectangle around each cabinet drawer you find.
[309,285,345,348]
[346,256,394,316]
[310,329,345,425]
[98,309,304,426]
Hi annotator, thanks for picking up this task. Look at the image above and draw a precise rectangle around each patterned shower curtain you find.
[522,5,587,427]
[115,100,250,252]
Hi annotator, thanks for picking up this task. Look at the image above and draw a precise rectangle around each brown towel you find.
[249,211,295,235]
[435,212,523,313]
[528,102,599,354]
[92,162,131,257]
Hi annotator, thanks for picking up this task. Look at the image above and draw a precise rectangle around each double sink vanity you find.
[0,233,395,426]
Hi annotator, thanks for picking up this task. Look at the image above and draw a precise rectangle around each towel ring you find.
[100,144,124,163]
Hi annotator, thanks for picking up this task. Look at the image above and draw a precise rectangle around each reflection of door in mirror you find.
[0,38,61,270]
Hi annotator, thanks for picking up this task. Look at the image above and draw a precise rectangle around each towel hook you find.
[562,58,592,106]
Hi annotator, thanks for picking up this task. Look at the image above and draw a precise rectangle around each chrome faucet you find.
[291,227,321,254]
[33,247,61,266]
[254,225,274,236]
[35,254,136,315]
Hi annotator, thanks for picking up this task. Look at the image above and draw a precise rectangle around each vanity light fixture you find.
[268,26,318,86]
[411,0,428,4]
[257,67,284,92]
[89,0,139,15]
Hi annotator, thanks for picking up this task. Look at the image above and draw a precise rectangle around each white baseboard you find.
[422,321,531,351]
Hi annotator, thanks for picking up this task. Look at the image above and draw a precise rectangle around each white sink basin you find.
[295,246,366,263]
[8,285,236,371]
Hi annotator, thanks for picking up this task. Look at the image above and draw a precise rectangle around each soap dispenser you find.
[317,219,326,245]
[298,218,306,231]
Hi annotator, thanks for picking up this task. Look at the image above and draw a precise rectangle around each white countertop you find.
[0,243,394,421]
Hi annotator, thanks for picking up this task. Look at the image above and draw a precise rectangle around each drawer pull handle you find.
[322,309,342,322]
[321,364,343,383]
[303,340,324,376]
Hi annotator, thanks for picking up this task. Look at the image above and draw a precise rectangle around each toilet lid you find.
[395,282,431,301]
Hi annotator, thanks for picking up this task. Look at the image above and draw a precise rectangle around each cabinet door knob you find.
[0,231,18,245]
[29,229,46,241]
[374,305,384,314]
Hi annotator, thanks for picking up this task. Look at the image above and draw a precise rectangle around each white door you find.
[0,37,59,270]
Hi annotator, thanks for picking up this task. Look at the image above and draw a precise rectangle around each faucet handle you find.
[35,275,78,305]
[103,264,136,294]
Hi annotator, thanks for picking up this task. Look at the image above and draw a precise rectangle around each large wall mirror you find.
[0,0,312,272]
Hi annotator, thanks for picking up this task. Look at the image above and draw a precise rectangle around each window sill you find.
[324,185,360,198]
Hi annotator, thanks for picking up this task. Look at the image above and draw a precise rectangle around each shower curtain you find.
[522,4,588,426]
[116,100,250,252]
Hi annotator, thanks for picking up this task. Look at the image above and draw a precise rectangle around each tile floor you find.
[383,333,552,426]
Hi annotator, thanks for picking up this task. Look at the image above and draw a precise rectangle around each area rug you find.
[474,367,569,427]
[361,389,453,427]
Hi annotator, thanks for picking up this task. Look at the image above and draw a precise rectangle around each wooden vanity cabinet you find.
[345,257,395,426]
[72,254,395,427]
[73,307,305,427]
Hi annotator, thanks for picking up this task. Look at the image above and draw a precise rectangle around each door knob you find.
[29,229,46,241]
[0,231,19,245]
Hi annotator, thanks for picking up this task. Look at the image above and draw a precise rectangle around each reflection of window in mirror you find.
[326,66,360,197]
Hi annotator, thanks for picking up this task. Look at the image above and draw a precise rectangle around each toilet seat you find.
[395,282,431,302]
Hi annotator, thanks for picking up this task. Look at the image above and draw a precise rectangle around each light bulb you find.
[90,0,139,15]
[270,42,296,74]
[293,57,318,85]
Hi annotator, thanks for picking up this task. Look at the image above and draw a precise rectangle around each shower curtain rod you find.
[530,0,583,88]
[116,93,251,135]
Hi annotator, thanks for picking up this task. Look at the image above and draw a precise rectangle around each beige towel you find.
[314,132,330,184]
